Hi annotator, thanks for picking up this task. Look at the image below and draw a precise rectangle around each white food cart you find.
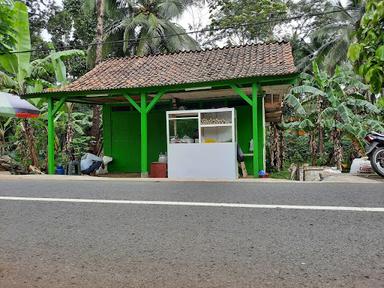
[166,108,237,180]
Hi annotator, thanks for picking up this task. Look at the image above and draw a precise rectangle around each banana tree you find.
[284,63,327,165]
[0,0,15,55]
[285,63,382,169]
[0,1,84,170]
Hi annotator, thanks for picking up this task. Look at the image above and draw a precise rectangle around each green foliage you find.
[208,0,287,43]
[103,0,200,58]
[284,134,310,164]
[284,63,383,167]
[349,0,384,93]
[0,1,85,94]
[55,108,93,159]
[0,1,31,93]
[292,0,364,73]
[378,96,384,108]
[0,0,15,54]
[269,168,290,180]
[25,0,61,60]
[0,1,89,173]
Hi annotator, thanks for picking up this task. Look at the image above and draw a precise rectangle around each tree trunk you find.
[63,104,74,156]
[317,96,324,155]
[20,119,39,168]
[0,129,4,155]
[318,126,324,155]
[331,128,343,171]
[309,131,317,166]
[351,139,365,158]
[95,0,104,65]
[90,106,101,154]
[278,126,285,170]
[269,123,281,171]
[90,0,104,154]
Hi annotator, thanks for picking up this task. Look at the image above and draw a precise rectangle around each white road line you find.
[0,196,383,212]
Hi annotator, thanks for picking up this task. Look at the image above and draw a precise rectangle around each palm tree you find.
[296,0,365,73]
[84,0,121,154]
[84,0,199,154]
[106,0,199,56]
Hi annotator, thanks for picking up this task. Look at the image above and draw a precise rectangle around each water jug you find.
[55,165,65,175]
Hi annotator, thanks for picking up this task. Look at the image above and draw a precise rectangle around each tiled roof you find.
[51,42,296,93]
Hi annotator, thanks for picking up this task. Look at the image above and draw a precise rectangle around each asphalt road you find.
[0,179,383,287]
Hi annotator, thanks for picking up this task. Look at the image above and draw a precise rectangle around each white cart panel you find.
[168,143,237,180]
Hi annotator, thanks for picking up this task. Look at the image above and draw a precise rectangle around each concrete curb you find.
[0,174,382,184]
[0,174,291,183]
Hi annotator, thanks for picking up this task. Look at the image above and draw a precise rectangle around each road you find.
[0,179,383,287]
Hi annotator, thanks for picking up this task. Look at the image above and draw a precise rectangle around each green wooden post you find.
[257,95,265,171]
[47,97,55,175]
[140,92,148,177]
[252,83,260,177]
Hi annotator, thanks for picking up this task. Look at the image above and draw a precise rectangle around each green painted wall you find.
[103,104,167,173]
[234,100,265,174]
[235,105,254,174]
[103,101,265,176]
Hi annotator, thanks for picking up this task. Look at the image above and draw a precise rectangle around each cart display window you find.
[168,113,199,144]
[200,110,233,143]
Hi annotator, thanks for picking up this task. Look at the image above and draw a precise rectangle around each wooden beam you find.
[252,83,260,176]
[265,108,282,113]
[265,111,282,118]
[123,94,141,113]
[52,97,66,116]
[146,90,165,113]
[265,102,281,111]
[140,93,148,177]
[230,84,252,106]
[47,97,55,175]
[265,117,282,123]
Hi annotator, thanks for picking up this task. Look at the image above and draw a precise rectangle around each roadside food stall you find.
[23,42,298,179]
[167,108,237,180]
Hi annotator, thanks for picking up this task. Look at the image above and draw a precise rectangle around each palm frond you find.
[158,0,185,19]
[323,37,349,73]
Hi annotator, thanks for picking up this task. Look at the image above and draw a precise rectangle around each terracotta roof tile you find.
[51,42,297,93]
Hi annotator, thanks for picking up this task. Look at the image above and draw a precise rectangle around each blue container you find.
[258,170,266,177]
[55,165,65,175]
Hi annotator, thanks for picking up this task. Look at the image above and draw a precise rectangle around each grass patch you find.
[269,169,291,180]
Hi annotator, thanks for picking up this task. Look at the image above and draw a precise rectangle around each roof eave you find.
[22,73,299,101]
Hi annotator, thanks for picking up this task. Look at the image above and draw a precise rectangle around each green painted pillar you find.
[140,92,148,177]
[252,83,260,177]
[47,97,55,175]
[257,95,265,171]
